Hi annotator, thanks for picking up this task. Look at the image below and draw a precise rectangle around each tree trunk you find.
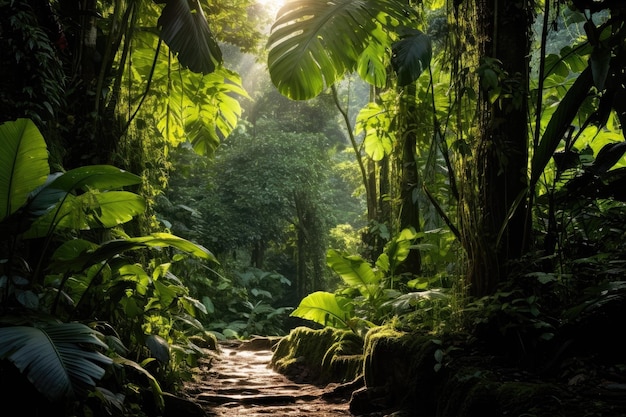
[470,0,531,297]
[397,82,422,275]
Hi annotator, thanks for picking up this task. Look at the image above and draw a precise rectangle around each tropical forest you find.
[1,0,625,416]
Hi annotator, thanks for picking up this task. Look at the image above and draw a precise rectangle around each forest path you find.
[184,337,355,417]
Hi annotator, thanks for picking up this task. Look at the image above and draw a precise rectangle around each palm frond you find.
[0,323,113,401]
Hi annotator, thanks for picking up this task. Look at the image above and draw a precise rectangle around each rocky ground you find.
[183,337,357,417]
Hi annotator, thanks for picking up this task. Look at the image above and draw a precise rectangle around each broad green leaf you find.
[49,165,142,192]
[544,54,570,78]
[391,28,432,86]
[51,239,98,262]
[327,249,380,292]
[357,27,390,87]
[268,0,416,100]
[531,67,593,186]
[157,0,222,74]
[590,141,626,174]
[589,46,610,91]
[113,355,164,410]
[117,263,150,291]
[153,280,178,309]
[356,102,394,161]
[87,191,146,228]
[0,323,112,402]
[290,291,351,329]
[145,334,170,365]
[160,67,248,155]
[23,190,145,238]
[50,233,217,273]
[0,119,49,220]
[203,296,215,314]
[23,194,85,239]
[24,173,65,217]
[382,227,419,270]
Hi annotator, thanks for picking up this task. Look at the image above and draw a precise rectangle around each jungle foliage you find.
[1,0,626,416]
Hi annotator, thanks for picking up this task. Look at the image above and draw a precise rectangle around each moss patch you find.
[355,325,444,415]
[271,326,363,384]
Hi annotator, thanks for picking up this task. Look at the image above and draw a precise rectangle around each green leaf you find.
[158,0,222,74]
[268,0,416,100]
[184,69,249,155]
[382,227,419,271]
[357,27,390,87]
[0,323,112,402]
[290,291,351,328]
[113,355,164,411]
[590,141,626,174]
[531,67,593,186]
[327,249,380,299]
[15,165,142,238]
[589,46,610,91]
[356,102,394,161]
[145,334,170,364]
[0,119,49,220]
[87,191,146,228]
[49,165,142,192]
[23,190,145,238]
[50,233,217,273]
[391,28,432,86]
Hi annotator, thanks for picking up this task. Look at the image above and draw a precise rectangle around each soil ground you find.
[184,338,355,417]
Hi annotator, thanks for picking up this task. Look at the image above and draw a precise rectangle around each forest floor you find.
[183,337,357,417]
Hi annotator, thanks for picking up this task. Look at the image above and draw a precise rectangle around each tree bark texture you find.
[471,0,531,296]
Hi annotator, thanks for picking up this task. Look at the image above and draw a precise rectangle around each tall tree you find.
[467,0,532,296]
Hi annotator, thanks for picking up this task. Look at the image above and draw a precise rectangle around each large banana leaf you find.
[267,0,416,100]
[0,323,112,401]
[327,249,380,299]
[158,0,222,74]
[22,166,145,239]
[48,165,142,191]
[0,118,49,221]
[50,232,217,273]
[24,191,147,239]
[380,227,419,273]
[290,291,352,329]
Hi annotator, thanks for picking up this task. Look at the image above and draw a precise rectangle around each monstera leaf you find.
[0,323,113,402]
[158,0,222,74]
[267,0,416,100]
[391,28,432,86]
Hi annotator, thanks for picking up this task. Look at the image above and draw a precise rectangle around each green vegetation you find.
[1,0,626,415]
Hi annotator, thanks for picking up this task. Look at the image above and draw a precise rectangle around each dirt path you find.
[184,338,355,417]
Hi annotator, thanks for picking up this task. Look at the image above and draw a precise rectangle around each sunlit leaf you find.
[268,0,416,100]
[290,291,352,329]
[158,0,222,74]
[327,249,379,285]
[0,119,49,220]
[356,102,394,161]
